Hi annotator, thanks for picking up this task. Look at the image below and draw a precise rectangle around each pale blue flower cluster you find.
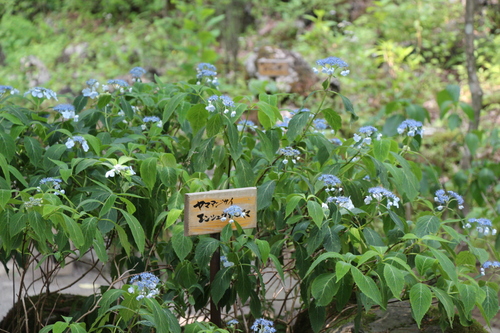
[313,56,349,76]
[251,318,276,333]
[481,261,500,276]
[465,218,497,236]
[330,138,342,146]
[0,85,19,95]
[326,196,355,210]
[130,66,146,81]
[24,87,58,100]
[221,205,246,223]
[38,177,65,195]
[434,189,464,210]
[205,95,236,116]
[82,79,100,99]
[353,126,381,146]
[220,255,235,268]
[105,164,136,178]
[318,174,342,192]
[107,79,129,87]
[54,104,78,122]
[196,63,218,85]
[364,187,400,209]
[66,135,89,152]
[237,119,257,131]
[313,118,329,131]
[227,319,239,326]
[24,197,43,208]
[278,147,300,164]
[128,272,160,300]
[397,119,423,137]
[142,116,162,129]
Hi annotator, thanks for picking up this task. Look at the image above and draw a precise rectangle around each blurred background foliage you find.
[0,0,499,242]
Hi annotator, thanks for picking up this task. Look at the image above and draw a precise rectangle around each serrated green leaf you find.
[257,180,276,210]
[307,200,323,228]
[336,261,352,282]
[410,283,432,328]
[415,254,436,276]
[414,215,441,237]
[384,264,404,300]
[287,111,310,141]
[429,247,458,286]
[465,132,480,156]
[195,237,220,267]
[211,267,233,304]
[339,93,357,120]
[312,273,339,306]
[321,108,341,131]
[351,266,382,306]
[0,189,12,209]
[24,136,42,167]
[309,302,326,333]
[206,113,222,137]
[172,227,193,261]
[118,209,145,253]
[140,157,157,191]
[305,252,344,277]
[373,138,391,162]
[0,131,15,162]
[187,104,208,135]
[480,285,499,325]
[458,284,476,315]
[430,286,455,324]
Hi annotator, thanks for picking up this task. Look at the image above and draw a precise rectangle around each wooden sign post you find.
[184,187,257,326]
[257,58,290,77]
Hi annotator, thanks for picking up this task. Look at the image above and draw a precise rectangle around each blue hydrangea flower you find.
[205,95,236,116]
[318,174,342,192]
[364,187,400,209]
[0,85,19,95]
[237,119,257,131]
[82,79,100,99]
[340,69,350,76]
[353,126,381,146]
[227,319,239,326]
[326,196,355,210]
[397,119,423,137]
[290,108,311,116]
[330,138,342,146]
[142,116,162,130]
[278,147,300,164]
[130,66,146,81]
[434,189,464,210]
[107,79,131,93]
[220,255,235,267]
[221,205,246,223]
[54,104,78,121]
[38,177,65,195]
[128,272,160,300]
[313,118,329,131]
[24,87,58,101]
[65,135,89,152]
[480,261,500,276]
[251,318,276,333]
[313,56,349,75]
[196,63,218,85]
[465,218,497,236]
[105,164,136,178]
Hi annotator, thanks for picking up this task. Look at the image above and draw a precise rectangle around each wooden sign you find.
[184,187,257,236]
[257,58,290,76]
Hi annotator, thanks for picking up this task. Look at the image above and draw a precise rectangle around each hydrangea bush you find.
[0,58,498,333]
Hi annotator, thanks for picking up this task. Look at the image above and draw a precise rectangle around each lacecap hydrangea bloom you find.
[38,177,65,195]
[465,218,497,236]
[82,79,100,99]
[65,135,89,152]
[142,116,162,130]
[364,187,400,209]
[278,147,300,164]
[220,255,235,268]
[251,318,276,333]
[24,197,43,208]
[205,95,236,116]
[312,56,349,76]
[237,119,257,131]
[107,79,131,93]
[227,319,239,326]
[481,261,500,276]
[353,126,381,146]
[105,164,136,178]
[318,174,342,192]
[326,196,355,210]
[128,272,160,300]
[221,205,247,223]
[397,119,423,137]
[434,189,464,210]
[54,104,78,122]
[313,118,329,131]
[130,66,146,81]
[24,87,58,101]
[196,63,218,85]
[0,85,19,95]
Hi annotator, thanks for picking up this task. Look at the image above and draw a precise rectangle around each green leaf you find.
[286,194,304,217]
[93,231,108,262]
[415,254,436,276]
[98,289,125,317]
[373,138,391,162]
[255,239,270,263]
[118,209,145,253]
[309,302,326,333]
[163,92,187,122]
[70,323,87,333]
[465,132,480,156]
[446,84,460,103]
[480,285,499,325]
[321,108,341,131]
[459,102,475,120]
[140,157,158,191]
[187,104,209,135]
[336,261,352,282]
[206,113,222,137]
[97,94,111,109]
[351,266,382,306]
[429,247,458,286]
[211,267,233,304]
[287,111,310,141]
[226,122,243,160]
[53,322,69,333]
[257,180,276,211]
[172,227,193,261]
[0,131,15,162]
[305,252,344,277]
[269,254,285,282]
[256,101,280,130]
[24,136,42,167]
[195,237,220,267]
[307,201,323,228]
[409,283,432,328]
[383,264,404,300]
[390,152,419,200]
[430,286,455,324]
[144,298,171,333]
[62,215,85,248]
[165,208,182,229]
[458,284,476,315]
[192,137,214,172]
[414,215,441,237]
[235,158,254,187]
[0,189,12,209]
[312,273,339,306]
[174,261,197,289]
[339,93,358,120]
